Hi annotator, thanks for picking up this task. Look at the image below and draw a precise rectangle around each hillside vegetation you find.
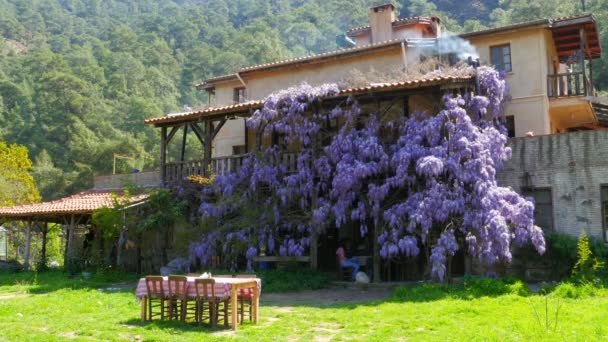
[0,0,606,199]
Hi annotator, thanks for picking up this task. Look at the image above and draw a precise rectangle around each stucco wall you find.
[467,27,551,136]
[498,131,608,240]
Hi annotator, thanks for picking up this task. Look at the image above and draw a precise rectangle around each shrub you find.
[571,230,605,283]
[391,277,530,302]
[256,268,331,293]
[550,282,600,299]
[545,231,607,280]
[391,284,450,302]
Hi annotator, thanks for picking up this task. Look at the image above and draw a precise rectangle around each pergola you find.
[145,76,476,185]
[0,190,149,269]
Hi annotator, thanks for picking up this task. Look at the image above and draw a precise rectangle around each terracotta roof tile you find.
[145,101,263,125]
[0,190,149,218]
[346,16,438,35]
[197,38,423,87]
[149,75,473,126]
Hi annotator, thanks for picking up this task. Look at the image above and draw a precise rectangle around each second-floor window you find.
[233,87,247,104]
[490,44,512,73]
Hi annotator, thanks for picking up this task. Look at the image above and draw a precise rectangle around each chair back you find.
[145,276,165,299]
[194,278,215,300]
[236,274,256,278]
[168,275,188,300]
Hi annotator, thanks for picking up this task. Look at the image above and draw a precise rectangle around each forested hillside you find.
[0,0,606,200]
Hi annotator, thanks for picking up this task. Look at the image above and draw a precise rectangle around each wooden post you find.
[40,222,48,269]
[579,27,587,95]
[23,221,32,271]
[203,121,212,177]
[180,125,188,162]
[160,126,167,184]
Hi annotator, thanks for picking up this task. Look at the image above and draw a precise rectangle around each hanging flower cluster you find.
[187,66,545,279]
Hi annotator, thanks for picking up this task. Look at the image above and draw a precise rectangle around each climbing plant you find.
[188,67,546,280]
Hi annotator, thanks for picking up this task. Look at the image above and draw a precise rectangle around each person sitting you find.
[336,239,359,281]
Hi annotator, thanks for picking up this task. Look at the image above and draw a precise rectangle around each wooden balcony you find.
[547,71,598,131]
[547,71,589,98]
[163,152,300,183]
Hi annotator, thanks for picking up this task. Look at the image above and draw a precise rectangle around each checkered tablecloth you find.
[135,276,261,300]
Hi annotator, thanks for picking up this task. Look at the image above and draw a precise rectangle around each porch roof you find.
[146,75,474,127]
[461,14,601,60]
[0,190,149,223]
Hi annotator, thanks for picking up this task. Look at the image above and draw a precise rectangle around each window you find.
[490,44,512,73]
[523,188,553,232]
[232,145,246,155]
[233,87,247,104]
[602,186,608,242]
[505,115,515,138]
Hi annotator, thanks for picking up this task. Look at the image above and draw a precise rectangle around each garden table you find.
[135,276,261,330]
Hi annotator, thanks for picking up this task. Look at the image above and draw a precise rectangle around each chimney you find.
[430,17,441,38]
[369,3,396,44]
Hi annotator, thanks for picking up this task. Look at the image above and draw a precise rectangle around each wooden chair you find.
[213,274,233,278]
[167,275,189,321]
[144,276,168,321]
[194,278,229,327]
[236,274,256,323]
[187,273,202,277]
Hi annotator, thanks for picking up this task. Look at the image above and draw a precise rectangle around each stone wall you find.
[498,130,608,240]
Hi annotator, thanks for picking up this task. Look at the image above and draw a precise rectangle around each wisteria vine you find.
[187,66,545,280]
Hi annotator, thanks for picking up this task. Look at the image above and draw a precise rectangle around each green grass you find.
[0,271,607,341]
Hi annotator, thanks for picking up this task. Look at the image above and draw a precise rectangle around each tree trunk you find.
[373,221,381,283]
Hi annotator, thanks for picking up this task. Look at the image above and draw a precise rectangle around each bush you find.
[391,277,530,302]
[0,259,22,273]
[550,282,600,299]
[572,230,605,283]
[545,232,607,280]
[463,276,530,297]
[259,268,331,293]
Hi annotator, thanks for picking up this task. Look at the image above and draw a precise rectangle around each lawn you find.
[0,271,606,341]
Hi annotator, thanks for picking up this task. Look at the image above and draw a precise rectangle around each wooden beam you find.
[160,127,167,184]
[190,123,205,147]
[556,40,599,50]
[202,121,213,177]
[580,27,588,96]
[180,125,188,162]
[211,119,227,140]
[166,126,180,145]
[553,31,597,42]
[23,221,32,271]
[41,222,48,269]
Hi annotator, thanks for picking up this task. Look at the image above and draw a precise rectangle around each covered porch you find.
[545,15,603,131]
[0,190,149,270]
[145,76,475,185]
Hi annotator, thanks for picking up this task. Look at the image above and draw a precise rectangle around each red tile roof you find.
[147,75,473,126]
[0,190,149,219]
[145,101,264,125]
[346,16,439,36]
[197,38,425,88]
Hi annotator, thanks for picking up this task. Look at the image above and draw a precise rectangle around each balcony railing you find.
[547,71,588,98]
[163,152,300,183]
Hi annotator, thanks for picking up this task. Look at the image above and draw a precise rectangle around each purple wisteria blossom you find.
[185,68,545,280]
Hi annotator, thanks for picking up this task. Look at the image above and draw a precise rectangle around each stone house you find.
[144,3,607,278]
